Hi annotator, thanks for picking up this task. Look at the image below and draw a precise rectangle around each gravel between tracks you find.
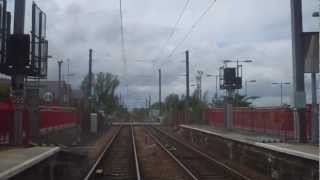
[134,127,193,180]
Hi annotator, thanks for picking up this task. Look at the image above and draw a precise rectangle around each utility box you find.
[90,113,98,134]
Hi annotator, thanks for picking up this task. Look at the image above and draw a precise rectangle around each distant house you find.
[0,78,77,106]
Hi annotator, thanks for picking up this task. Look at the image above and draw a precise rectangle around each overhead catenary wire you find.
[153,0,191,63]
[119,0,129,103]
[120,0,127,73]
[160,0,217,67]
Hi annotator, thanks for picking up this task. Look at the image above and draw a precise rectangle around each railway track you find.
[146,126,251,180]
[135,127,195,180]
[84,126,141,180]
[85,125,251,180]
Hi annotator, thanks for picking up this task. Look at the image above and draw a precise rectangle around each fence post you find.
[251,109,254,132]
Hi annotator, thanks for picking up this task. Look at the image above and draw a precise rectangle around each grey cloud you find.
[3,0,319,108]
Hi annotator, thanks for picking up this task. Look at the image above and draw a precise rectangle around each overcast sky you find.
[4,0,320,108]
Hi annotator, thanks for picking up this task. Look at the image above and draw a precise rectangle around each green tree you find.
[95,72,120,108]
[210,93,259,107]
[80,72,121,114]
[151,102,160,109]
[211,97,224,107]
[177,95,187,110]
[190,90,206,108]
[232,93,259,107]
[80,73,95,98]
[164,94,180,112]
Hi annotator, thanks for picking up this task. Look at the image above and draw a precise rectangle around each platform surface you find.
[180,124,319,161]
[0,146,60,180]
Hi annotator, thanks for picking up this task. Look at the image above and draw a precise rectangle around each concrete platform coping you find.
[180,125,319,162]
[0,147,60,180]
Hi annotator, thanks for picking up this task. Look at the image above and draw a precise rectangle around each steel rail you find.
[151,126,252,180]
[83,126,122,180]
[144,127,198,180]
[131,125,142,180]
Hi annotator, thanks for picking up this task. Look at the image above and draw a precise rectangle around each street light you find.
[245,80,256,96]
[272,82,290,105]
[223,59,253,66]
[223,59,253,76]
[312,12,319,17]
[223,59,253,75]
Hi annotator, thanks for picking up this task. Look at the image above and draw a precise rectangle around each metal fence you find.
[0,99,78,145]
[0,99,29,144]
[175,106,316,140]
[39,106,78,134]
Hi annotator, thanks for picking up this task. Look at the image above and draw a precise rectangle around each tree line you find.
[149,91,259,124]
[80,72,127,116]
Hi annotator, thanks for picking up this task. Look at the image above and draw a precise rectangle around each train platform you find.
[179,124,319,161]
[0,146,60,180]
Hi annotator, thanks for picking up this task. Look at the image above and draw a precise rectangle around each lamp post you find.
[272,82,290,105]
[245,80,256,96]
